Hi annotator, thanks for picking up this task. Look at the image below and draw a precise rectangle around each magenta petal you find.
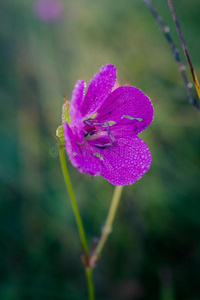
[70,79,85,119]
[97,86,153,134]
[62,65,154,186]
[64,122,151,185]
[69,80,86,143]
[81,64,117,118]
[91,136,151,186]
[64,122,102,176]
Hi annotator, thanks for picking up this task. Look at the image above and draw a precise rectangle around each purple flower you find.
[34,0,64,22]
[62,64,153,186]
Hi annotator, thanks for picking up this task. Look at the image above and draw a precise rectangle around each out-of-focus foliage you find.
[0,0,200,299]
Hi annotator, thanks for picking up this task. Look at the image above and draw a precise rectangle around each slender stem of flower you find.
[59,145,96,300]
[85,268,95,300]
[90,186,123,267]
[59,145,89,254]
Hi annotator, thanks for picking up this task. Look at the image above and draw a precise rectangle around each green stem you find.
[85,268,95,300]
[59,144,123,300]
[59,145,96,300]
[90,186,123,267]
[59,145,89,254]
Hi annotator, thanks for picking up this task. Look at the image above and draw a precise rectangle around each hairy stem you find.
[90,186,123,267]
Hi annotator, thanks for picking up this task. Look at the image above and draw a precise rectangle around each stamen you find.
[121,115,143,121]
[108,121,115,126]
[95,143,113,149]
[105,121,116,143]
[84,118,116,148]
[84,119,94,126]
[93,152,104,160]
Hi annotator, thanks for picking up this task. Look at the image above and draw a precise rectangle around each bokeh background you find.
[1,0,200,299]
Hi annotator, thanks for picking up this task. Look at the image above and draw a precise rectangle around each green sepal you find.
[55,125,65,147]
[62,100,71,124]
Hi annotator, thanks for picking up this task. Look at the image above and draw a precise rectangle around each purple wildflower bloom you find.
[63,64,153,186]
[34,0,64,22]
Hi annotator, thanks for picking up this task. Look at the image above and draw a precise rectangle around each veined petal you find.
[96,86,154,134]
[64,122,102,176]
[70,79,85,120]
[69,79,86,143]
[64,122,151,186]
[62,65,153,186]
[81,64,117,118]
[89,136,152,186]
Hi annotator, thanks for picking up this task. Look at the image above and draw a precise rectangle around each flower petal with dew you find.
[59,64,153,186]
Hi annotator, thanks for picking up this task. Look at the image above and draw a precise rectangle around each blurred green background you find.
[1,0,200,299]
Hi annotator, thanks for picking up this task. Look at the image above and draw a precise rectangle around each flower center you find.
[83,119,116,149]
[84,123,98,137]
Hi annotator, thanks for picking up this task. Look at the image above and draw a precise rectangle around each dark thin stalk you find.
[143,0,199,109]
[167,0,200,100]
